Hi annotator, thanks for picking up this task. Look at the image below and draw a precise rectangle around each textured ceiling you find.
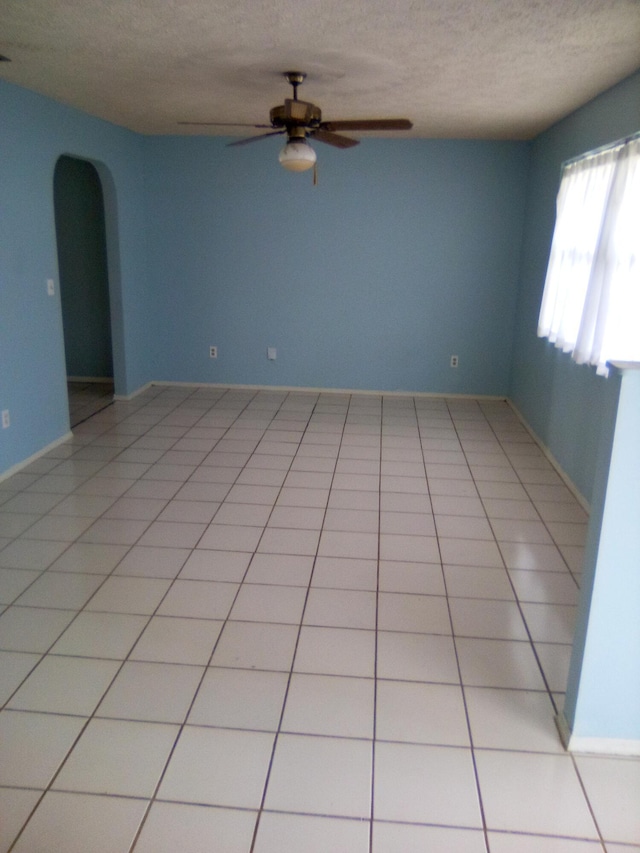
[1,0,639,139]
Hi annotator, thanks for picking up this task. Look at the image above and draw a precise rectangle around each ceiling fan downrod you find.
[284,71,306,101]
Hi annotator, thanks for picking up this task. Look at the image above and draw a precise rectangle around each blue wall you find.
[0,81,152,474]
[143,136,529,394]
[563,367,640,742]
[3,69,639,497]
[509,70,640,504]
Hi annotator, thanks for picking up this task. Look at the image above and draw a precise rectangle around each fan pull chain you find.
[313,162,318,186]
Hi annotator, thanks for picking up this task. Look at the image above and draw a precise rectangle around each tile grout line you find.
[0,390,628,850]
[5,386,260,852]
[481,410,575,717]
[367,393,384,853]
[248,392,361,851]
[125,387,299,851]
[445,403,566,712]
[437,399,491,851]
[442,401,601,850]
[0,390,202,849]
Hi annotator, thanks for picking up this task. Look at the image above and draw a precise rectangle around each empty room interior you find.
[1,1,639,850]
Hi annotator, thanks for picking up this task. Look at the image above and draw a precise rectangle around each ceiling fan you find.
[179,71,413,173]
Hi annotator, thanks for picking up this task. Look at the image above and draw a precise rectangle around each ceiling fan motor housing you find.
[270,100,322,129]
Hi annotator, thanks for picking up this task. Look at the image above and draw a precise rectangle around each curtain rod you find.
[563,128,640,168]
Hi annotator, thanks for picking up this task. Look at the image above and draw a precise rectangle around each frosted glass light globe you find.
[278,140,317,172]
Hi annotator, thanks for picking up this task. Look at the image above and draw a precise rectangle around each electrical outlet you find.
[47,279,55,296]
[450,355,459,368]
[267,347,277,360]
[209,346,218,359]
[2,410,10,429]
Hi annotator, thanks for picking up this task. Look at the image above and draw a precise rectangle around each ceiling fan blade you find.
[226,130,285,147]
[178,121,273,128]
[320,118,413,132]
[309,128,359,149]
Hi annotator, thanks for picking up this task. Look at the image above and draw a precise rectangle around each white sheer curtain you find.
[538,136,640,376]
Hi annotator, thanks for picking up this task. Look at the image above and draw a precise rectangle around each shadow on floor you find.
[67,380,114,427]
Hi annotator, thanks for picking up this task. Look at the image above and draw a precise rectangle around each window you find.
[538,135,640,376]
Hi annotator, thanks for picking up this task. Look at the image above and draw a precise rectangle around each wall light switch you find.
[47,279,55,296]
[267,347,277,360]
[2,410,10,429]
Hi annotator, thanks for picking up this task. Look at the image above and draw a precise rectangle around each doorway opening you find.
[54,155,114,427]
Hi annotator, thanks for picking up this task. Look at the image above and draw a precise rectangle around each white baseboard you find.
[136,379,508,401]
[0,431,74,484]
[113,381,153,402]
[3,383,584,498]
[507,399,590,513]
[556,712,640,756]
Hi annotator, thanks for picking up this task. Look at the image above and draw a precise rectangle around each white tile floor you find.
[1,386,639,852]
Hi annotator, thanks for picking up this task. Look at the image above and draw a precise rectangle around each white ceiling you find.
[1,0,639,140]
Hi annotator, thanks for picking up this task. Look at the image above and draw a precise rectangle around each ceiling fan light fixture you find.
[278,139,316,172]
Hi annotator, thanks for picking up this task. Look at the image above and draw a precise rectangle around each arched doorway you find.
[53,155,114,425]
